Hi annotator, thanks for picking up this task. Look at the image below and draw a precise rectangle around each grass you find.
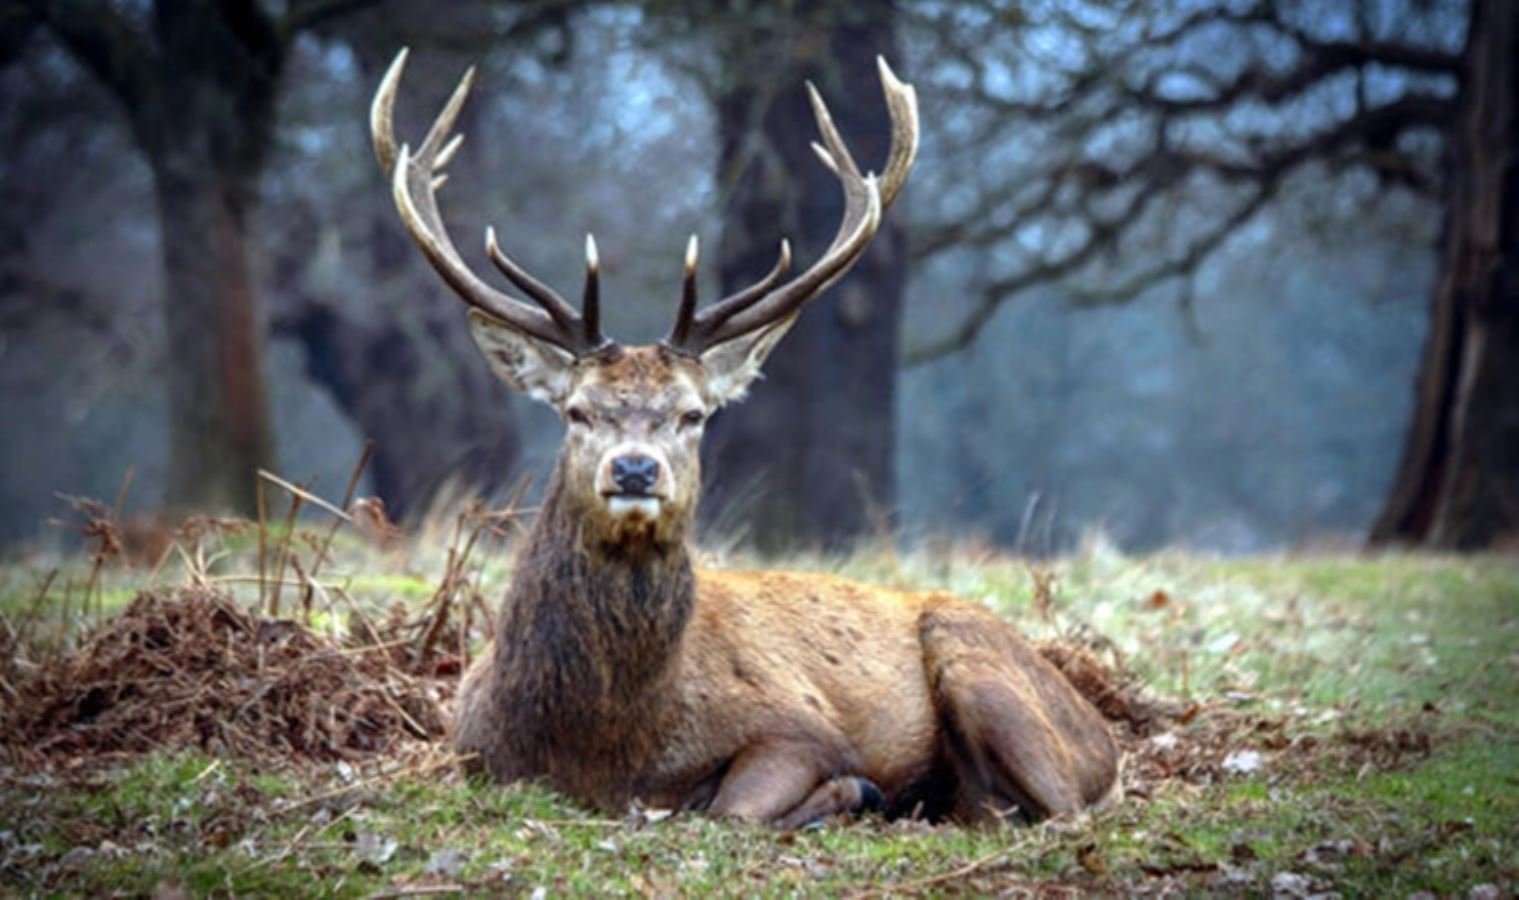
[2,521,1516,896]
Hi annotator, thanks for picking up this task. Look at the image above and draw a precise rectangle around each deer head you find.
[371,49,917,550]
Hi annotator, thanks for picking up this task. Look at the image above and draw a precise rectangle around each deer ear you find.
[698,314,797,406]
[467,309,576,407]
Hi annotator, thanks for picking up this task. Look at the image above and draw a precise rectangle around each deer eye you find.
[566,407,591,426]
[679,409,706,429]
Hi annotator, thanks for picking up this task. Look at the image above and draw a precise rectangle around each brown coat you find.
[455,468,1120,823]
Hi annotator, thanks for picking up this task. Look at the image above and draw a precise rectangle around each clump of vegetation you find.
[0,587,447,768]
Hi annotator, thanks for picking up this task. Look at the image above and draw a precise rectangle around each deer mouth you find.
[603,492,665,520]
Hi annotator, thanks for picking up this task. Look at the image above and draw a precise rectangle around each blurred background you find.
[0,0,1513,556]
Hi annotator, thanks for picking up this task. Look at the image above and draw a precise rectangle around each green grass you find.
[2,543,1516,896]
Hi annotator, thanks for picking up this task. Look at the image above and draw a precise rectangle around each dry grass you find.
[0,587,448,770]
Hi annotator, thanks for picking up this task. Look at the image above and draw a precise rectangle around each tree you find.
[904,0,1516,548]
[1369,0,1518,549]
[686,0,907,552]
[17,0,372,515]
[267,12,535,519]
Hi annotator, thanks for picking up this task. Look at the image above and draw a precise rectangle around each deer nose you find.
[611,454,660,495]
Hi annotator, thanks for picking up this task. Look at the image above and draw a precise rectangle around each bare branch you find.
[1127,38,1458,115]
[18,0,157,112]
[905,75,1455,366]
[282,0,382,36]
[1069,183,1279,309]
[904,1,1278,122]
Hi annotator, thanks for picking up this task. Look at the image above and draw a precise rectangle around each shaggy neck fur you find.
[488,459,695,791]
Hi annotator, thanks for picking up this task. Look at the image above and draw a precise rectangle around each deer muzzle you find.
[598,445,671,520]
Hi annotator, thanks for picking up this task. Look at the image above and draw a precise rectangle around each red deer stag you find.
[371,49,1120,826]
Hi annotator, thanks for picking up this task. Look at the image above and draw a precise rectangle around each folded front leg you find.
[774,776,884,830]
[707,739,865,827]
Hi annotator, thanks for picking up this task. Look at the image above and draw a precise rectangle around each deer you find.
[371,49,1121,827]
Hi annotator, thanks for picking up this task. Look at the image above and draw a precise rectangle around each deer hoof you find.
[852,777,884,815]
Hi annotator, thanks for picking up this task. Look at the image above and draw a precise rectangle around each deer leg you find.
[774,776,884,830]
[451,655,499,778]
[919,605,1120,823]
[707,740,870,826]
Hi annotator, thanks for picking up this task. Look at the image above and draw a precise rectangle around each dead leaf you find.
[1076,843,1107,875]
[1269,870,1313,897]
[356,831,398,865]
[424,849,465,877]
[151,880,191,900]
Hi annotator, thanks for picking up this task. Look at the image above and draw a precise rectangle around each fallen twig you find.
[852,848,1010,898]
[279,752,469,812]
[367,885,465,898]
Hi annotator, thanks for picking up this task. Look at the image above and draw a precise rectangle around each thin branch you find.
[904,1,1278,122]
[281,0,382,36]
[906,175,1171,364]
[19,0,158,112]
[1127,41,1457,115]
[1070,181,1280,308]
[906,57,1456,366]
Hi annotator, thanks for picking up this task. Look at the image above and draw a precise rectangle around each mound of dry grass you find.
[1037,639,1169,732]
[1,588,448,769]
[1039,637,1306,794]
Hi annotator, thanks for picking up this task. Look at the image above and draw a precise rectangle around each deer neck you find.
[494,462,695,726]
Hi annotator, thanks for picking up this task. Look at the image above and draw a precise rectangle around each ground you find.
[0,504,1515,897]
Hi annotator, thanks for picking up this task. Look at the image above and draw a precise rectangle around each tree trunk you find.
[703,1,906,554]
[274,302,523,520]
[150,153,274,515]
[263,35,522,520]
[1370,0,1519,549]
[22,0,397,516]
[132,3,285,516]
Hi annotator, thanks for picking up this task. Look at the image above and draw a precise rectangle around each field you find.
[1,503,1515,897]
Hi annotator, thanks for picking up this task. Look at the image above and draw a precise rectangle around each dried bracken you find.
[0,588,447,769]
[1036,639,1169,733]
[1038,635,1439,798]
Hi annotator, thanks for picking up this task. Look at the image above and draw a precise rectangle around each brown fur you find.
[453,348,1121,825]
[376,51,1109,825]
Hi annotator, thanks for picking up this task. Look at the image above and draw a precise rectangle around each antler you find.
[371,48,610,357]
[665,57,919,356]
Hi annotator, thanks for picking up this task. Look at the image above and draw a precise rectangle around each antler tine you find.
[435,132,465,170]
[389,145,559,346]
[708,174,882,345]
[667,60,915,355]
[671,240,791,347]
[874,55,920,209]
[669,235,700,347]
[373,48,611,357]
[370,48,408,175]
[583,234,601,346]
[485,227,582,330]
[421,64,476,158]
[805,81,863,181]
